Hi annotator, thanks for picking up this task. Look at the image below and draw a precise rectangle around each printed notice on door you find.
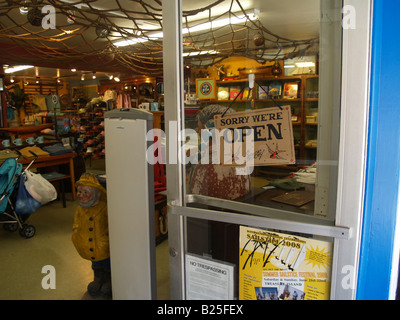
[239,226,332,300]
[185,254,235,300]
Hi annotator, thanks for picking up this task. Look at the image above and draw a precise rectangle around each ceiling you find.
[0,0,320,83]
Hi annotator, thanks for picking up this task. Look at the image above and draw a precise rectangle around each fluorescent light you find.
[4,65,34,73]
[114,38,148,47]
[183,50,219,57]
[295,62,315,68]
[114,13,256,48]
[284,65,296,69]
[114,32,163,47]
[183,13,256,34]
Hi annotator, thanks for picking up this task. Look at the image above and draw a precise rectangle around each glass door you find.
[163,0,372,300]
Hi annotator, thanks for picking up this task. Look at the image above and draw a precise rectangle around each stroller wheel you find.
[19,224,36,239]
[3,223,18,232]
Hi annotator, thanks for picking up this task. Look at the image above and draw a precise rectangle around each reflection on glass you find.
[181,0,342,300]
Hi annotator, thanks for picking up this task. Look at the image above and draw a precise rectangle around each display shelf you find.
[199,74,319,164]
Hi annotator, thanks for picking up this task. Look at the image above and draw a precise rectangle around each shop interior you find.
[0,0,326,299]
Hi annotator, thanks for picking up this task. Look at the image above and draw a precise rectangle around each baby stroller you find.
[0,153,38,238]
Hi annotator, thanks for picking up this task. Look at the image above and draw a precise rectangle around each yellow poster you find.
[239,226,332,300]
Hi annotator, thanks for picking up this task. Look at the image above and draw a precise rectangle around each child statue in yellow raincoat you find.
[72,173,111,298]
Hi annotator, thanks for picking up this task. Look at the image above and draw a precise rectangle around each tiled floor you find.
[0,158,170,300]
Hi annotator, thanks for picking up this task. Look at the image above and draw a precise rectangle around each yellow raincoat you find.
[72,174,109,262]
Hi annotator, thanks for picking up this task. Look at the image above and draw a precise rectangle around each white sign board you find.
[214,106,296,166]
[185,254,235,300]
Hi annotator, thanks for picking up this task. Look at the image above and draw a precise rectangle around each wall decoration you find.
[196,78,216,100]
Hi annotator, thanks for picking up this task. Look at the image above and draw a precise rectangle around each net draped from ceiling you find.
[0,0,318,75]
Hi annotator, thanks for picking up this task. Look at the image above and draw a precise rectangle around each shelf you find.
[202,74,319,163]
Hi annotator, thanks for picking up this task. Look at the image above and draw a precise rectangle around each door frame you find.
[163,0,373,300]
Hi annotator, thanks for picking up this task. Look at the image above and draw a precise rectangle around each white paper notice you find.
[185,254,235,300]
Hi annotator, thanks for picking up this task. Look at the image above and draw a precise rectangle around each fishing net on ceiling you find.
[0,0,318,75]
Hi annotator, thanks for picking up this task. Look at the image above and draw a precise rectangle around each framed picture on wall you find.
[196,78,216,100]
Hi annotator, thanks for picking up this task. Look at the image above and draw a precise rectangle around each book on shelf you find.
[229,86,243,100]
[283,82,299,99]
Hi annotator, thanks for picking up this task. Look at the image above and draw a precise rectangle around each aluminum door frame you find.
[163,0,373,300]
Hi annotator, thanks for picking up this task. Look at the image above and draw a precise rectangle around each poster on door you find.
[239,226,332,300]
[214,106,296,166]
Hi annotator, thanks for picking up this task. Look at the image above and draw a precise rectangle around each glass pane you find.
[181,0,343,300]
[182,0,342,220]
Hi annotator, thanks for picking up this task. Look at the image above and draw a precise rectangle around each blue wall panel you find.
[357,0,400,300]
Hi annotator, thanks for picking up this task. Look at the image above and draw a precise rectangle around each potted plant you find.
[8,84,28,127]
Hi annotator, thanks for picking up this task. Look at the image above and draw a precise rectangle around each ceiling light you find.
[36,77,40,84]
[19,6,29,15]
[92,72,96,79]
[4,65,34,73]
[183,13,257,34]
[108,74,114,80]
[71,68,76,72]
[295,62,315,68]
[113,12,256,48]
[114,76,120,82]
[81,74,85,81]
[10,77,14,83]
[183,50,219,57]
[114,37,153,47]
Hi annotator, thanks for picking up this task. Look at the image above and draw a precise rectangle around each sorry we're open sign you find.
[214,106,296,166]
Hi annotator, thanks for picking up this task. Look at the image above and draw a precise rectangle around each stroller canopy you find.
[0,158,22,212]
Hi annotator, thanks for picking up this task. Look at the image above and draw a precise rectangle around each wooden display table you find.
[17,152,77,200]
[0,124,54,140]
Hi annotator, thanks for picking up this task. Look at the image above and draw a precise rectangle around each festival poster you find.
[239,226,333,300]
[214,107,295,166]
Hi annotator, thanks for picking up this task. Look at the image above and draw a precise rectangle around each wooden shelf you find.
[204,74,319,163]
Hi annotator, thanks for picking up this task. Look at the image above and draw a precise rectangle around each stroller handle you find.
[13,150,38,172]
[24,151,38,172]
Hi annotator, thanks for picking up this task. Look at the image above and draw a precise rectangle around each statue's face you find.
[77,185,100,208]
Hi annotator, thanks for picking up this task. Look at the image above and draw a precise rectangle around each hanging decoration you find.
[0,0,318,75]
